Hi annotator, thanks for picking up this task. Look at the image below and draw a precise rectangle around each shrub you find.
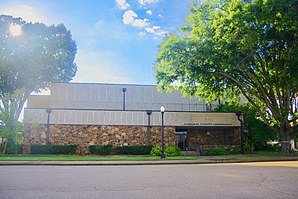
[130,145,152,155]
[89,145,97,154]
[98,145,112,155]
[17,144,23,154]
[264,144,281,152]
[230,145,241,154]
[204,147,229,156]
[115,145,152,155]
[165,146,181,157]
[115,146,132,155]
[6,143,18,154]
[31,144,77,154]
[89,144,113,155]
[4,137,22,154]
[150,146,162,156]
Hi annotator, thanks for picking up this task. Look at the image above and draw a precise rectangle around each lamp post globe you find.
[160,106,165,113]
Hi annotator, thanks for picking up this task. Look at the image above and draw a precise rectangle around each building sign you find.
[166,112,240,127]
[183,122,234,126]
[183,115,233,126]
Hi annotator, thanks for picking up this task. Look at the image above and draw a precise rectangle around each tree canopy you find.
[0,15,77,154]
[0,15,77,121]
[154,0,298,152]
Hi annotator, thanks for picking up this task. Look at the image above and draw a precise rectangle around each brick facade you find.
[187,127,241,150]
[24,124,176,154]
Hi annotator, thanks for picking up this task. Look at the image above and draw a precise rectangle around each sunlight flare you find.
[9,23,22,36]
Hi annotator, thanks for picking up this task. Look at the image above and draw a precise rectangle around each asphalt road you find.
[0,161,297,199]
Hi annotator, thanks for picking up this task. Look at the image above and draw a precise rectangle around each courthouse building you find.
[23,83,242,154]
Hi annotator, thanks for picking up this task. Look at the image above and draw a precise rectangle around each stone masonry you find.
[23,124,176,155]
[187,127,241,150]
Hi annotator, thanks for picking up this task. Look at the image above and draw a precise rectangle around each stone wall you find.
[23,124,176,154]
[187,127,240,150]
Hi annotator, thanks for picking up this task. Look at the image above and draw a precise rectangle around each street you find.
[0,161,297,199]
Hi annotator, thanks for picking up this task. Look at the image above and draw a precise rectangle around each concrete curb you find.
[0,157,297,166]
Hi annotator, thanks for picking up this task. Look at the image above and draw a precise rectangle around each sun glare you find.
[9,23,22,36]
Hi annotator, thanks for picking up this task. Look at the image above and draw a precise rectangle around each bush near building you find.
[150,146,181,157]
[30,144,77,154]
[89,145,152,155]
[150,147,162,156]
[89,145,97,154]
[89,144,113,155]
[115,145,152,155]
[165,146,181,157]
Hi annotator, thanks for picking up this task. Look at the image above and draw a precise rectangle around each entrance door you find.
[176,131,188,151]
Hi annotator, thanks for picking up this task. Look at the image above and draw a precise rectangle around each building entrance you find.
[176,131,188,151]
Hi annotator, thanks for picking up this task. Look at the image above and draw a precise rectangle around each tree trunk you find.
[14,133,18,154]
[0,139,8,155]
[280,124,290,153]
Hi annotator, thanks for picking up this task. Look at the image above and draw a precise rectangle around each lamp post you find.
[146,110,152,146]
[46,108,52,145]
[236,112,244,154]
[122,88,126,110]
[160,106,165,159]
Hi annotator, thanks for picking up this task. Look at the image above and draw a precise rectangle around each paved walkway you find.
[1,156,297,166]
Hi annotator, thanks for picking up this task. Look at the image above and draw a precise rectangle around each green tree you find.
[0,90,23,154]
[154,0,297,152]
[0,15,77,153]
[214,102,278,151]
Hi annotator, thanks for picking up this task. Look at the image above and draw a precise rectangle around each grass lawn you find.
[211,151,298,160]
[0,151,297,161]
[0,154,199,161]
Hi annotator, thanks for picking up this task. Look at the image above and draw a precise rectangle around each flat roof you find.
[61,82,158,87]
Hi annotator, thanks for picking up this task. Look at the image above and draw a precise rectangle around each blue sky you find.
[0,0,191,85]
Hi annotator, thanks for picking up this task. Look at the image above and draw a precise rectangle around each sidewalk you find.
[1,156,297,166]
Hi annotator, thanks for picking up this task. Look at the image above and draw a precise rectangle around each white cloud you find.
[154,29,168,36]
[122,10,137,25]
[122,10,149,28]
[133,18,149,28]
[146,10,153,15]
[145,27,154,33]
[0,5,57,25]
[145,26,160,33]
[145,25,168,37]
[138,0,160,6]
[121,9,165,38]
[116,0,130,10]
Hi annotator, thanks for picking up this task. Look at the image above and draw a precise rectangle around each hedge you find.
[89,144,113,155]
[30,144,77,154]
[114,145,152,155]
[89,145,152,155]
[89,145,97,154]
